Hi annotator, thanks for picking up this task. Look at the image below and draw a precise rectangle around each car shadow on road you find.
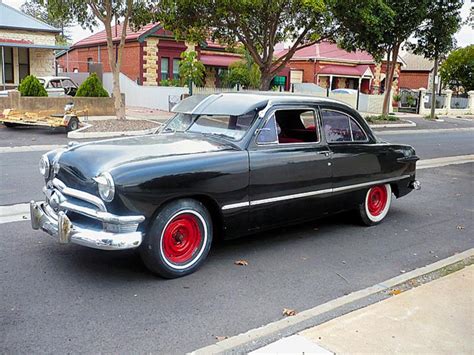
[45,210,379,283]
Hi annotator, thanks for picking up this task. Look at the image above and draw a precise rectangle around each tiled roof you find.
[401,52,434,71]
[73,23,161,47]
[276,41,374,63]
[0,2,60,32]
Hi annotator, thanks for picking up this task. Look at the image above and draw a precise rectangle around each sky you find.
[3,0,474,48]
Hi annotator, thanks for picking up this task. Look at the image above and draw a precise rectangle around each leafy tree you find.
[76,73,109,97]
[225,50,261,89]
[18,75,48,97]
[39,0,150,119]
[329,0,430,114]
[409,0,463,119]
[149,0,333,90]
[440,45,474,92]
[178,51,205,87]
[21,0,74,44]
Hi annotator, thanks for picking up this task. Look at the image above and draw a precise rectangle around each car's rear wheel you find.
[358,184,392,226]
[140,199,213,278]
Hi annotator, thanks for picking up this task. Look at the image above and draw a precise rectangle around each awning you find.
[0,42,68,50]
[318,64,374,78]
[200,54,240,67]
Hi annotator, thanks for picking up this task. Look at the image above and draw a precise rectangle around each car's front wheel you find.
[140,199,213,278]
[358,184,392,226]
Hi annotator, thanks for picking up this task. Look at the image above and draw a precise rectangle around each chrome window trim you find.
[221,175,410,211]
[255,106,321,147]
[321,108,369,144]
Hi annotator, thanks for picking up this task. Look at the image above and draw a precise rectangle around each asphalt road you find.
[1,163,473,353]
[1,127,473,353]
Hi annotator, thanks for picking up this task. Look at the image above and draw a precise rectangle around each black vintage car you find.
[31,93,420,278]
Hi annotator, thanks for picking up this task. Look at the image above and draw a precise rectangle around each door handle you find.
[318,151,331,157]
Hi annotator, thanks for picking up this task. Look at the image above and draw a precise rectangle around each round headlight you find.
[39,155,50,178]
[95,172,115,202]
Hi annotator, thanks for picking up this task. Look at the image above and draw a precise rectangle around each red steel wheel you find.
[162,213,203,264]
[367,185,388,217]
[358,183,392,225]
[140,199,213,278]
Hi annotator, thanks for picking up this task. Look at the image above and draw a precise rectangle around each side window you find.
[256,114,278,144]
[321,110,367,143]
[275,109,319,144]
[350,119,368,141]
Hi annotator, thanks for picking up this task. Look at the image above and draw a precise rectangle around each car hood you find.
[57,133,238,180]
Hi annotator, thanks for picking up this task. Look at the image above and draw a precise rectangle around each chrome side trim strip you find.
[250,188,332,206]
[331,175,411,193]
[221,175,411,210]
[221,201,250,211]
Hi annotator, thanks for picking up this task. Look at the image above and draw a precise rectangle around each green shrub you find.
[159,78,180,86]
[18,75,47,97]
[76,73,109,97]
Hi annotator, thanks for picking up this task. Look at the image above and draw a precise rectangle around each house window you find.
[18,48,30,82]
[161,57,169,80]
[2,47,14,83]
[87,57,93,71]
[172,58,180,80]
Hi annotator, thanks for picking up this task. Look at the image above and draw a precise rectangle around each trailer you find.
[1,104,87,132]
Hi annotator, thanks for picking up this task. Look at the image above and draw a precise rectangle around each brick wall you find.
[57,42,141,82]
[398,71,430,90]
[288,61,316,83]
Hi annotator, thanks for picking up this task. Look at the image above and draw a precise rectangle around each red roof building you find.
[276,41,404,94]
[56,23,241,87]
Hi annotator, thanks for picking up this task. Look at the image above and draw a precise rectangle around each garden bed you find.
[83,119,161,132]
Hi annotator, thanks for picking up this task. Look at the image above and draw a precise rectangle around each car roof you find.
[172,92,352,116]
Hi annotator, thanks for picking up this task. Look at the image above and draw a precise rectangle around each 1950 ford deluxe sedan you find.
[30,93,420,278]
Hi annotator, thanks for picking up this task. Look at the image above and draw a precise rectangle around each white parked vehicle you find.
[0,76,78,97]
[38,76,78,97]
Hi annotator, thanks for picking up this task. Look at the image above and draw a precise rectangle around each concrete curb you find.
[376,127,474,135]
[190,249,474,355]
[369,119,416,129]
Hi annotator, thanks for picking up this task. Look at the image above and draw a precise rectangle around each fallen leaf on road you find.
[215,336,228,341]
[456,225,465,230]
[234,260,248,266]
[389,289,402,296]
[282,308,297,316]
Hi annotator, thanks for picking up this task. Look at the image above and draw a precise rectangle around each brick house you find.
[56,23,242,87]
[276,41,405,94]
[398,52,434,91]
[0,2,65,90]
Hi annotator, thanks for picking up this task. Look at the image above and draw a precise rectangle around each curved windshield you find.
[162,111,257,141]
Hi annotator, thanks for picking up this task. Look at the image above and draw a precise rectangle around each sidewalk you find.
[252,265,473,354]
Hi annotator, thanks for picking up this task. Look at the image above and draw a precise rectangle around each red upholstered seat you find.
[279,136,303,143]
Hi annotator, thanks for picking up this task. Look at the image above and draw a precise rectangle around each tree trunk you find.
[260,70,273,91]
[430,56,439,120]
[382,44,400,115]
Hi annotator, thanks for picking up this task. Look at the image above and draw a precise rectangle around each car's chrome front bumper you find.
[30,200,144,250]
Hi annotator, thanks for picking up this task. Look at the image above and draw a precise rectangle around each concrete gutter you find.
[190,249,474,355]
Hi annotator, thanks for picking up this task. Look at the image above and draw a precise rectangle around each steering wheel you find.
[65,87,74,96]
